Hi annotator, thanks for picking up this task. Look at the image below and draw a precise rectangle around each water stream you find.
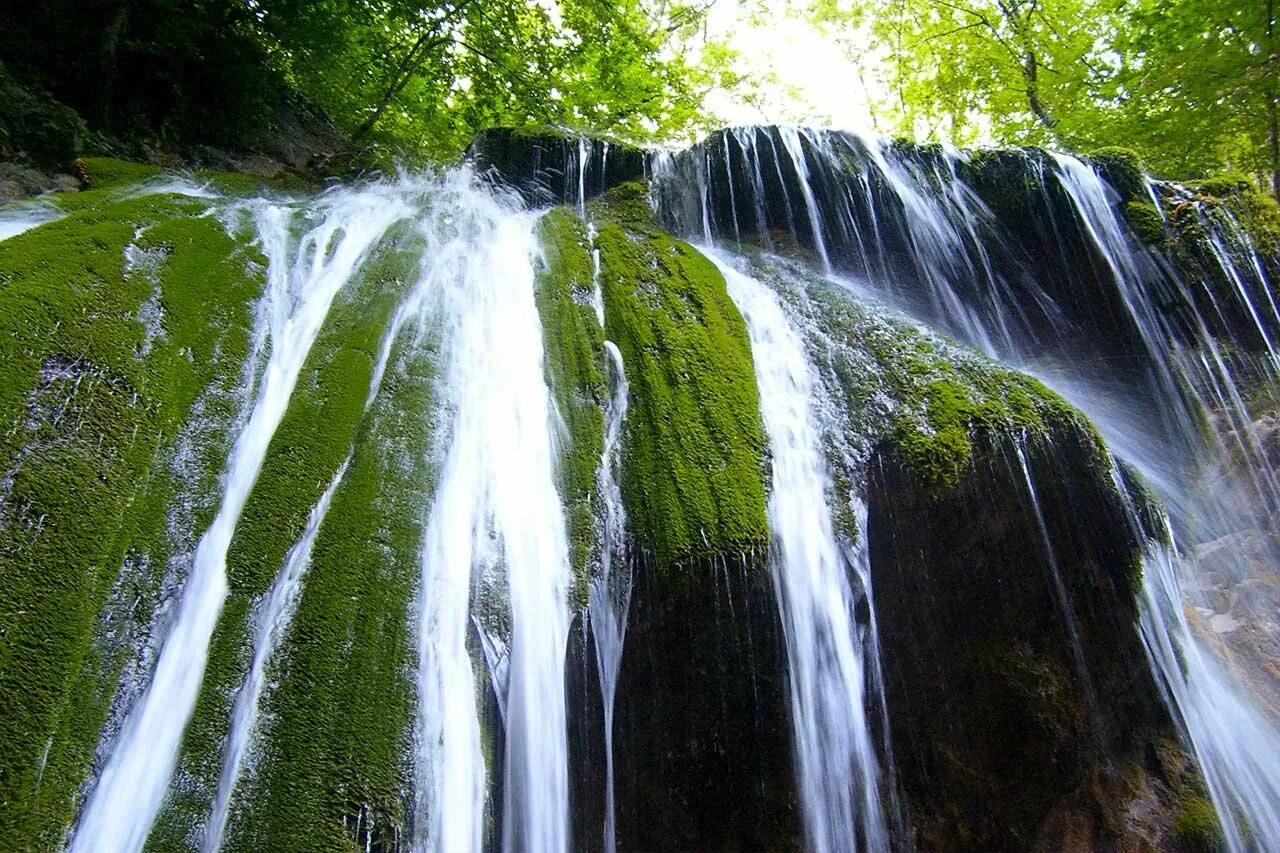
[712,247,890,853]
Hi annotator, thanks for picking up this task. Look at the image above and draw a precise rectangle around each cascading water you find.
[72,185,415,853]
[10,123,1280,852]
[710,247,889,853]
[0,200,63,242]
[1050,162,1280,850]
[203,459,348,852]
[412,178,572,853]
[653,124,1280,850]
[588,340,630,853]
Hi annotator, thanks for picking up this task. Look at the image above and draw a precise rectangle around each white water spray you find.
[588,340,631,853]
[711,248,889,853]
[412,176,572,853]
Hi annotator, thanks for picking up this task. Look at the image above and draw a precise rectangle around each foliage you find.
[804,0,1280,189]
[0,0,734,162]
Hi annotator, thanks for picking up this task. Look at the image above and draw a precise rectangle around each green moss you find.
[229,226,423,598]
[1197,174,1254,198]
[194,168,312,197]
[1089,147,1147,201]
[796,271,1102,495]
[1172,797,1225,851]
[77,156,163,190]
[1224,189,1280,253]
[0,193,262,848]
[891,380,981,492]
[226,324,440,852]
[150,224,426,846]
[534,208,605,603]
[1124,200,1167,246]
[962,148,1044,223]
[591,180,656,232]
[590,182,769,571]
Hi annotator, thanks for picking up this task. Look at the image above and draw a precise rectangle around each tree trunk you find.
[1268,0,1279,200]
[1024,51,1057,132]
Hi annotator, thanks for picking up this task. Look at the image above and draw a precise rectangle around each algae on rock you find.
[148,223,428,849]
[0,193,263,849]
[588,182,769,572]
[533,207,606,602]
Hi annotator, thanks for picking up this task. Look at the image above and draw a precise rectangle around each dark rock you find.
[0,162,53,195]
[610,554,799,852]
[468,128,646,207]
[0,178,22,203]
[867,429,1192,851]
[50,173,80,193]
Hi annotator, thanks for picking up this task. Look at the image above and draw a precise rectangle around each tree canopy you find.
[0,0,732,161]
[806,0,1280,191]
[0,0,1274,187]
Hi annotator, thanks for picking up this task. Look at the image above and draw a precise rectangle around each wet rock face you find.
[649,127,1157,382]
[467,128,645,207]
[867,433,1183,852]
[608,556,799,852]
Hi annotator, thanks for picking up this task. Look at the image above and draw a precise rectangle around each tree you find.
[0,0,733,162]
[810,0,1280,191]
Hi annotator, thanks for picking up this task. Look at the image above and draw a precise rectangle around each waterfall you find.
[588,340,631,853]
[412,178,572,853]
[0,200,63,242]
[1049,161,1280,849]
[653,125,1280,849]
[71,185,415,853]
[710,247,889,853]
[1134,518,1280,851]
[203,458,348,852]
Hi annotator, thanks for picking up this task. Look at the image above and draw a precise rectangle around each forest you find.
[0,0,1274,187]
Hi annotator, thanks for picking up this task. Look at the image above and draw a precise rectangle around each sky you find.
[701,0,886,135]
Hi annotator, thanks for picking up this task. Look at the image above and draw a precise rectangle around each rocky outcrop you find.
[867,427,1196,851]
[468,128,646,206]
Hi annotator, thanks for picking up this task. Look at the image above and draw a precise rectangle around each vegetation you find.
[0,1,735,163]
[590,182,770,571]
[0,192,262,848]
[792,267,1097,493]
[149,224,425,845]
[803,0,1280,192]
[1172,797,1226,851]
[534,208,605,602]
[224,327,439,851]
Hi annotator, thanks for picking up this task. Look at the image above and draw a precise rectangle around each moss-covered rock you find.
[784,267,1097,496]
[76,156,163,190]
[1197,174,1254,198]
[1172,797,1226,852]
[589,182,768,571]
[1089,147,1147,202]
[148,223,426,847]
[534,207,606,603]
[219,324,438,852]
[0,192,262,849]
[1124,199,1167,246]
